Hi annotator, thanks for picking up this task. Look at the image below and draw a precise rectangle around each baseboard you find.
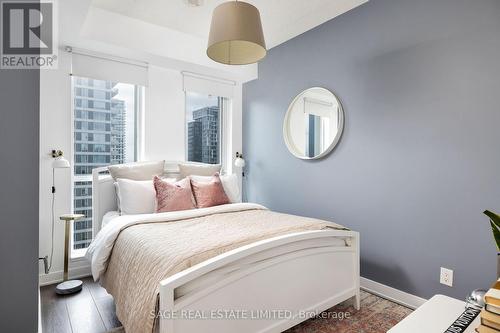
[39,265,91,286]
[360,277,426,309]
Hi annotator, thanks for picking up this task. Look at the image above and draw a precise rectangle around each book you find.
[481,308,500,326]
[482,318,500,331]
[485,280,500,308]
[476,324,500,333]
[486,304,500,315]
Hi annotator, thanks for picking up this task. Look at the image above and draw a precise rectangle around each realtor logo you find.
[1,0,58,69]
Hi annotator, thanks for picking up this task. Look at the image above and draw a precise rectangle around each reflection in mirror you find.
[283,87,344,160]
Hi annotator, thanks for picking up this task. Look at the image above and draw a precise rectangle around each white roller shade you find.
[71,52,148,87]
[183,72,234,98]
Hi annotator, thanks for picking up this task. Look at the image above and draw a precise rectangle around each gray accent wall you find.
[0,57,40,329]
[243,0,500,299]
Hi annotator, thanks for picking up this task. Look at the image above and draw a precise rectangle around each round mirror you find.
[283,87,344,160]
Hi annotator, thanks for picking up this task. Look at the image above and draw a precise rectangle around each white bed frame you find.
[92,162,360,333]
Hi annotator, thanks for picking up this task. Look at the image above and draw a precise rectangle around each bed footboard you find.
[158,230,360,333]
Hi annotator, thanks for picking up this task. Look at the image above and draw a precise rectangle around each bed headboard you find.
[92,161,194,236]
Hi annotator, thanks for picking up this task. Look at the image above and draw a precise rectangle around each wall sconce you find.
[235,152,246,177]
[51,150,70,169]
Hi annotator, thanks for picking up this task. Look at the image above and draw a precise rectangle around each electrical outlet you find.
[440,267,453,287]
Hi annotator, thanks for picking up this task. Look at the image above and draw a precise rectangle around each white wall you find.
[229,83,243,176]
[39,51,243,285]
[144,66,186,161]
[39,51,89,285]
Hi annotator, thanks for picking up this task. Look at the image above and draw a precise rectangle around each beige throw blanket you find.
[99,206,346,333]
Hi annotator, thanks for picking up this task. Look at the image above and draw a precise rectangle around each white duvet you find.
[85,203,267,281]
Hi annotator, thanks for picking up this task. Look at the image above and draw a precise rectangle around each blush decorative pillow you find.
[153,176,196,213]
[190,174,240,203]
[190,173,231,208]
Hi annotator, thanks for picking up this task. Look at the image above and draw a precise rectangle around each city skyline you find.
[187,106,220,164]
[187,94,222,165]
[73,77,132,250]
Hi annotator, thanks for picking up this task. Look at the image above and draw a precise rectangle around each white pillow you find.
[109,161,165,181]
[115,177,179,215]
[190,174,241,203]
[115,179,156,215]
[178,163,222,179]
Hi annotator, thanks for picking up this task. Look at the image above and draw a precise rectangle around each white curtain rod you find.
[65,46,149,69]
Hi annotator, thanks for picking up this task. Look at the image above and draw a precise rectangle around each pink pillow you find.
[153,176,196,213]
[190,173,230,208]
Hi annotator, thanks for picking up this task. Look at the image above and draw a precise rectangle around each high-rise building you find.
[73,77,126,250]
[187,121,202,162]
[110,99,126,165]
[187,104,220,164]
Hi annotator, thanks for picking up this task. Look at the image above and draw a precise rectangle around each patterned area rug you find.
[107,291,412,333]
[285,291,412,333]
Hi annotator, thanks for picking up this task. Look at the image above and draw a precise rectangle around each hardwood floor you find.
[40,277,121,333]
[41,278,411,333]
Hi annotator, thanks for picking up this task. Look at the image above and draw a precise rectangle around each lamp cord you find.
[48,168,56,273]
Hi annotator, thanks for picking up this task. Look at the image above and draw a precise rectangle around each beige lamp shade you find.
[207,1,266,65]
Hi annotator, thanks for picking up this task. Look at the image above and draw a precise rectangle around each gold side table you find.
[55,214,85,295]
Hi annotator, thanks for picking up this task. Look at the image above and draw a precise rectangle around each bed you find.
[87,162,360,333]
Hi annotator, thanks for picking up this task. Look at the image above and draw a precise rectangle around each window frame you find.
[184,91,232,173]
[70,76,145,259]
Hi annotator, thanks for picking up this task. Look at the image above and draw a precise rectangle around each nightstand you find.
[389,294,480,333]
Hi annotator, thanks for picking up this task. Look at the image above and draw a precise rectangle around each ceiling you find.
[59,0,367,83]
[91,0,368,49]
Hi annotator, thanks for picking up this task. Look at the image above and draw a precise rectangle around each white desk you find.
[389,294,480,333]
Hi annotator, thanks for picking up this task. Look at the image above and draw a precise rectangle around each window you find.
[185,92,228,165]
[72,76,144,253]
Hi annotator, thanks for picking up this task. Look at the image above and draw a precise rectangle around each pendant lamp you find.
[207,1,266,65]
